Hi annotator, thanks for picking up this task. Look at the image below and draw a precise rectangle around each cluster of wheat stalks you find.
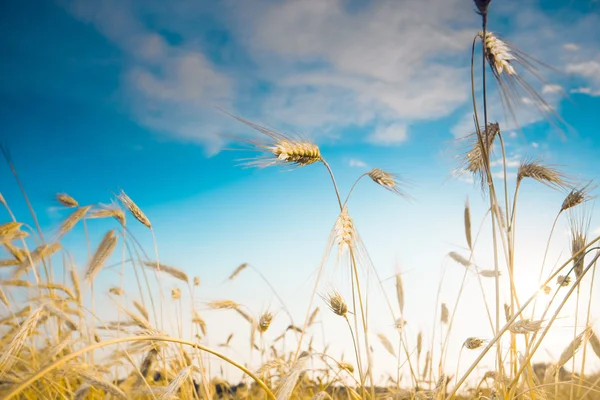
[2,0,600,399]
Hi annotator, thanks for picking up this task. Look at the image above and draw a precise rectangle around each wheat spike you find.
[221,110,322,169]
[118,190,151,228]
[192,311,207,336]
[321,290,348,317]
[557,275,571,287]
[441,303,449,324]
[378,333,396,357]
[160,366,195,400]
[228,263,248,280]
[133,300,149,321]
[259,311,273,333]
[109,287,125,296]
[58,206,91,238]
[142,261,189,283]
[207,300,240,310]
[307,307,320,326]
[367,168,410,198]
[448,251,472,268]
[517,158,571,190]
[456,122,500,189]
[464,337,484,350]
[79,370,128,400]
[561,182,594,212]
[88,202,126,226]
[480,32,516,75]
[588,329,600,360]
[557,331,585,366]
[417,331,423,357]
[464,197,472,250]
[56,193,78,207]
[85,230,118,282]
[395,273,405,315]
[0,306,44,375]
[275,351,310,400]
[510,319,543,334]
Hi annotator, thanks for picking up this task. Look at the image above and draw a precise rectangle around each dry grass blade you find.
[85,230,118,282]
[311,391,333,400]
[417,332,423,357]
[73,384,91,400]
[228,263,248,281]
[517,158,571,190]
[395,273,404,315]
[142,261,189,283]
[464,197,472,250]
[118,190,151,228]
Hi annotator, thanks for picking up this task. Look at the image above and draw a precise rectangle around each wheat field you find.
[1,0,600,399]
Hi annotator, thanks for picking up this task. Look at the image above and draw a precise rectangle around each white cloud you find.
[65,0,233,153]
[566,57,600,96]
[563,43,580,51]
[235,0,473,142]
[532,142,539,148]
[542,84,562,94]
[368,123,408,145]
[348,158,367,168]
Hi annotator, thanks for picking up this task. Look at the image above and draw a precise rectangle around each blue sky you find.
[2,0,600,384]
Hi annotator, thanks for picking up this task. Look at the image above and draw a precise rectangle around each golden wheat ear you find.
[216,108,322,169]
[479,31,571,138]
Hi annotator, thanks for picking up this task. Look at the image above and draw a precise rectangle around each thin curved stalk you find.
[342,173,368,208]
[4,336,276,400]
